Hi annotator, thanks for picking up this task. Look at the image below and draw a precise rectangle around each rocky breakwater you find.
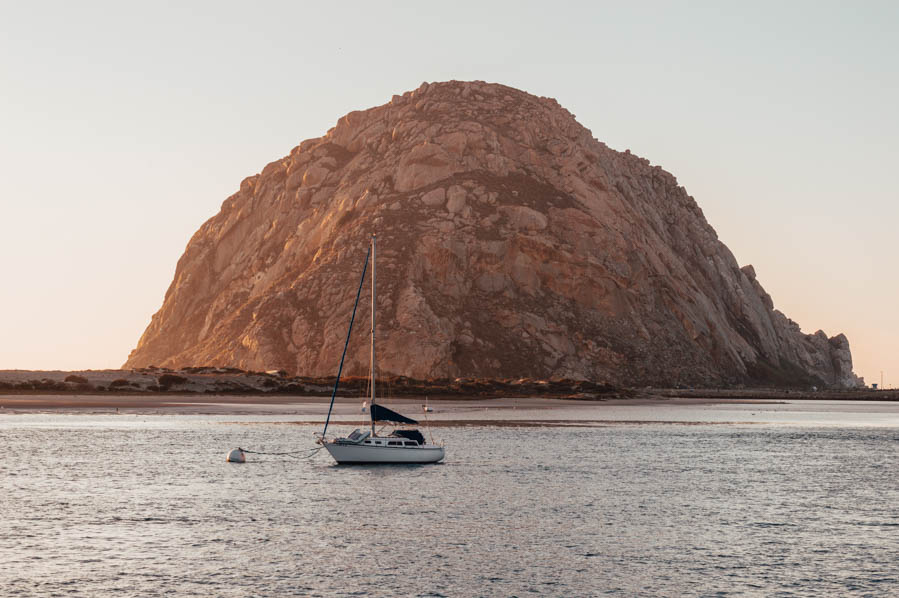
[124,81,862,388]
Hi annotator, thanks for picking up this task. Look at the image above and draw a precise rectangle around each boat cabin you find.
[336,428,427,447]
[361,438,421,447]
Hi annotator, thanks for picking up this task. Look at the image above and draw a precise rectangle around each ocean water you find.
[2,404,898,596]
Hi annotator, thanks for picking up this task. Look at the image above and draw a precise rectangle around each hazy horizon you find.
[1,1,896,386]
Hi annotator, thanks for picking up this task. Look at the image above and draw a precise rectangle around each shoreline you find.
[0,368,632,401]
[1,369,895,414]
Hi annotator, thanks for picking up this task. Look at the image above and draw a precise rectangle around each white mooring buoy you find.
[226,448,246,463]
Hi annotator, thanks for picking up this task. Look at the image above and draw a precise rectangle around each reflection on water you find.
[1,403,897,596]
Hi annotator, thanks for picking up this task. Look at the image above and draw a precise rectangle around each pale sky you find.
[1,1,896,387]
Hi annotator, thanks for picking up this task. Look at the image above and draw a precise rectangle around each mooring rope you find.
[236,446,323,459]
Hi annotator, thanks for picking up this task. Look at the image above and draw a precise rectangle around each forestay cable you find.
[321,243,371,440]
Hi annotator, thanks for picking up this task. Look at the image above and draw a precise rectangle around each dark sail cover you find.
[370,403,418,424]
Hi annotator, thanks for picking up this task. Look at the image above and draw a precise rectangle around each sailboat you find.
[317,235,445,465]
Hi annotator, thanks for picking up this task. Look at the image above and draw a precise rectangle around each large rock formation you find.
[124,81,862,388]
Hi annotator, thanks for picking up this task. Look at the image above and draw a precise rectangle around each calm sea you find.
[2,401,898,596]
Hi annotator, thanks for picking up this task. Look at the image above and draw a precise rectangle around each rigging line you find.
[422,404,435,445]
[321,244,371,440]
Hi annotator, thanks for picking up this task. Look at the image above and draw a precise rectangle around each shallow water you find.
[2,404,898,596]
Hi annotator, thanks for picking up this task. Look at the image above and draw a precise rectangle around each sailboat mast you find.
[370,234,376,437]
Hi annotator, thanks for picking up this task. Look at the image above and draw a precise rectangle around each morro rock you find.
[124,81,861,388]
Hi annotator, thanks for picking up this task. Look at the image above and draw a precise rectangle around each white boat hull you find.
[324,442,445,464]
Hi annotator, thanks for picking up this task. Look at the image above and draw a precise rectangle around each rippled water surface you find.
[2,404,898,596]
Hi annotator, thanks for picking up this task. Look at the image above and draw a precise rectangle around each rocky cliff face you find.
[124,81,862,388]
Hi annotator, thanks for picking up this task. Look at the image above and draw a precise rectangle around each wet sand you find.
[0,393,780,416]
[5,394,899,428]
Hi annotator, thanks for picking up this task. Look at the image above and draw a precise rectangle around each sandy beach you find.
[4,393,899,430]
[0,392,784,417]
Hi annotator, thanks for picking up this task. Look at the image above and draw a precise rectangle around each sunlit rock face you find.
[124,81,862,388]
